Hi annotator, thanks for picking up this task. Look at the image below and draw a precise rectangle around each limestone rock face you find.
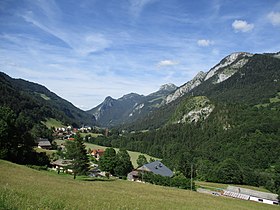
[164,71,206,104]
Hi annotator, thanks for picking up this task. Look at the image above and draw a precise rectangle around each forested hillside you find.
[0,72,95,127]
[193,54,280,104]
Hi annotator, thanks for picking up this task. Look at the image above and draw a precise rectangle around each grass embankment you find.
[55,140,157,168]
[1,160,278,210]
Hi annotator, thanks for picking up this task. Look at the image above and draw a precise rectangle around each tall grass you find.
[0,160,278,210]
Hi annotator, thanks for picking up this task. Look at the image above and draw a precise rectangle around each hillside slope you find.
[0,72,95,127]
[0,160,277,210]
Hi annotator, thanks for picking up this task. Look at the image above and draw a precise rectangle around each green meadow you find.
[0,160,279,210]
[43,118,66,129]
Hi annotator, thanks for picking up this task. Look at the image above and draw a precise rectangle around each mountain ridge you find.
[0,72,96,127]
[87,83,177,127]
[89,51,273,128]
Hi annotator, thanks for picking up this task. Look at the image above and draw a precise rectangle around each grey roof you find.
[38,140,51,147]
[226,186,278,201]
[138,161,173,177]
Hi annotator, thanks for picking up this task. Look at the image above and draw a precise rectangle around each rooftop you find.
[138,161,173,177]
[226,186,278,201]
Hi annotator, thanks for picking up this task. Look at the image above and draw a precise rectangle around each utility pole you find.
[190,163,193,191]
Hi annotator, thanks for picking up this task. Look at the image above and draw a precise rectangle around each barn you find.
[223,186,279,205]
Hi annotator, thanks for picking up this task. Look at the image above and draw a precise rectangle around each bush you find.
[213,158,243,184]
[142,172,193,190]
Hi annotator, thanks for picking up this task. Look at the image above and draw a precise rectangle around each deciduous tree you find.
[136,154,148,167]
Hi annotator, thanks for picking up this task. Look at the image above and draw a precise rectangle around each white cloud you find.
[21,4,111,56]
[197,39,214,47]
[157,60,178,67]
[232,20,254,32]
[267,12,280,26]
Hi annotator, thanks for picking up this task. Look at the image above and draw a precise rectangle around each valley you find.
[1,1,280,209]
[1,51,280,209]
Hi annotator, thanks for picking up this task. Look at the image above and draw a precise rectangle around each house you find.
[51,159,73,174]
[91,149,105,159]
[127,170,141,182]
[223,186,279,205]
[37,138,52,149]
[127,161,173,181]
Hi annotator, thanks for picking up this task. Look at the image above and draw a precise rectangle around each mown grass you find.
[34,147,56,156]
[43,118,66,129]
[79,132,103,138]
[0,160,278,210]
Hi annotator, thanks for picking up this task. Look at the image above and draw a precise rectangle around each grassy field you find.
[43,118,66,129]
[1,160,279,210]
[55,140,158,168]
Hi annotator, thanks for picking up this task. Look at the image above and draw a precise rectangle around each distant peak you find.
[119,93,142,100]
[226,52,253,59]
[159,83,177,91]
[104,96,114,101]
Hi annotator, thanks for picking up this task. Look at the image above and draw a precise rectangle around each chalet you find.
[127,161,173,181]
[37,138,52,149]
[91,149,105,159]
[223,186,279,205]
[51,159,73,174]
[127,170,141,181]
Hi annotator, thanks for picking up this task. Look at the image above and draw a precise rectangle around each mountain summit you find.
[87,84,177,127]
[160,83,177,91]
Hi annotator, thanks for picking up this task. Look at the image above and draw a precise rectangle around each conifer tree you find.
[114,149,133,177]
[65,133,89,178]
[99,147,117,175]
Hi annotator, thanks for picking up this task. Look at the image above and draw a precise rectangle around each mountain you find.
[0,72,96,127]
[87,93,144,127]
[163,52,253,105]
[88,52,280,195]
[121,52,280,130]
[90,52,266,128]
[164,71,206,104]
[87,83,177,127]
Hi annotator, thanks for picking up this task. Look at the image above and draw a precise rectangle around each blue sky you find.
[1,0,280,110]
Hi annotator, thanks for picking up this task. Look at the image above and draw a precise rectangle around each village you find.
[35,125,279,207]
